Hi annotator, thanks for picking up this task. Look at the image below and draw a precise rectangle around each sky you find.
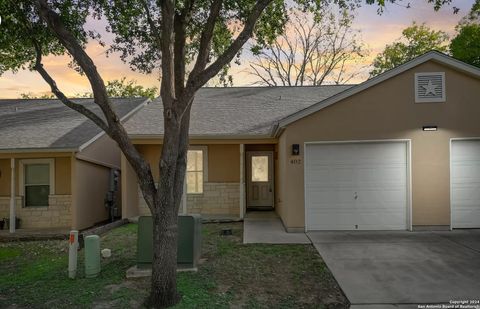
[0,0,475,98]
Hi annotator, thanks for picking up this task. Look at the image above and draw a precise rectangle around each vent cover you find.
[415,72,446,103]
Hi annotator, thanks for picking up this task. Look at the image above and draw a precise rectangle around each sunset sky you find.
[0,0,475,99]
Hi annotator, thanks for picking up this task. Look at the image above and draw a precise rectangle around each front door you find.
[246,151,274,208]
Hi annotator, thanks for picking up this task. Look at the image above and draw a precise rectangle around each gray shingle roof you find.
[125,85,352,137]
[0,98,147,151]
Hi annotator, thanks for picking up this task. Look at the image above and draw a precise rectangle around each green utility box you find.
[137,215,202,269]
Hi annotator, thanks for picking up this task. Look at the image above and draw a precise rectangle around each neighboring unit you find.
[122,51,480,232]
[0,98,148,230]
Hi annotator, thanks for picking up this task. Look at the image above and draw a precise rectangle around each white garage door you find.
[451,140,480,228]
[305,142,408,231]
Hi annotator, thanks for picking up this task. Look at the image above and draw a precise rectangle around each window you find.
[186,147,207,194]
[251,156,269,182]
[20,159,54,207]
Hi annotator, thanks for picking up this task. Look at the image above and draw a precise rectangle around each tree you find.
[249,8,367,86]
[370,22,449,76]
[450,1,480,67]
[20,78,158,99]
[0,0,449,307]
[450,24,480,67]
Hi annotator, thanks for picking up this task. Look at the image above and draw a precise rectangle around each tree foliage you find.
[450,0,480,68]
[450,24,480,67]
[370,22,449,77]
[249,8,367,86]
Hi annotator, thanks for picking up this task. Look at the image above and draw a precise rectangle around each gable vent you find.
[415,72,446,103]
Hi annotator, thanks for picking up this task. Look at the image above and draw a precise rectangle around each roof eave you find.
[0,148,78,154]
[129,133,275,140]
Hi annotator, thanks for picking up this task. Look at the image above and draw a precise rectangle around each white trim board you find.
[274,51,480,137]
[303,139,412,232]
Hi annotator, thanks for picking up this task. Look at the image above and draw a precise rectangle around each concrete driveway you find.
[308,230,480,308]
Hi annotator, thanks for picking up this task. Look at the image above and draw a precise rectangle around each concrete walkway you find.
[308,230,480,308]
[243,211,310,244]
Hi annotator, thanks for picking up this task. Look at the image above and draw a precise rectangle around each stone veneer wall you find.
[0,195,72,228]
[138,182,240,217]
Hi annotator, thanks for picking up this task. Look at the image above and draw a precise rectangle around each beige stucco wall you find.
[121,153,139,219]
[278,60,480,230]
[77,134,121,168]
[72,159,111,230]
[134,143,240,182]
[208,144,240,182]
[71,133,122,230]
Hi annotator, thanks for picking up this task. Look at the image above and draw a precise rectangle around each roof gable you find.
[274,51,480,136]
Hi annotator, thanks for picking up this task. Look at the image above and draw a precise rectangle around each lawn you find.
[0,222,348,308]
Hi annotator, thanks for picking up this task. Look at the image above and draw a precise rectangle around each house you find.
[0,98,148,230]
[121,51,480,232]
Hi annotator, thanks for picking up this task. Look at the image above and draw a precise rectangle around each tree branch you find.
[160,0,176,114]
[173,0,195,97]
[34,0,157,211]
[32,40,109,132]
[189,0,223,79]
[185,0,273,95]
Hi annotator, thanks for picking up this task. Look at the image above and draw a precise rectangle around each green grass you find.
[0,222,348,309]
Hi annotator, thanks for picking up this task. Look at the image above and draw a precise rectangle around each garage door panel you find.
[451,140,480,228]
[356,190,407,205]
[306,190,355,205]
[306,166,355,186]
[305,142,408,231]
[356,166,406,184]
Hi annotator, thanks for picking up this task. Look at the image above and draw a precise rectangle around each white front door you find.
[305,142,408,231]
[246,151,274,208]
[451,140,480,228]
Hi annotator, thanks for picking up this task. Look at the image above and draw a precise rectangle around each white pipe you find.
[68,230,79,279]
[9,158,15,233]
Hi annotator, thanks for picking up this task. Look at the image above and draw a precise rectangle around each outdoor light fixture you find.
[292,144,300,155]
[423,126,438,131]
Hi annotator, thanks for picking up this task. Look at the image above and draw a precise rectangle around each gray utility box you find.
[137,215,202,269]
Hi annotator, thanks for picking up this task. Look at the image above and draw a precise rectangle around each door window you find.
[251,156,269,182]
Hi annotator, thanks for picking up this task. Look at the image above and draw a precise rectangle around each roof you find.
[125,85,352,138]
[0,97,148,152]
[274,51,480,136]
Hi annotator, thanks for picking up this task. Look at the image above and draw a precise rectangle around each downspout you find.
[9,158,15,233]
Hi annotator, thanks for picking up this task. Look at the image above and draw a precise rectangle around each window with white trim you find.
[20,159,55,207]
[186,147,207,194]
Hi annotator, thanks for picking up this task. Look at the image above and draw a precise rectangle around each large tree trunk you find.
[147,102,191,308]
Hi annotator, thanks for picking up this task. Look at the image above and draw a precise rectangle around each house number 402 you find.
[290,158,302,165]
